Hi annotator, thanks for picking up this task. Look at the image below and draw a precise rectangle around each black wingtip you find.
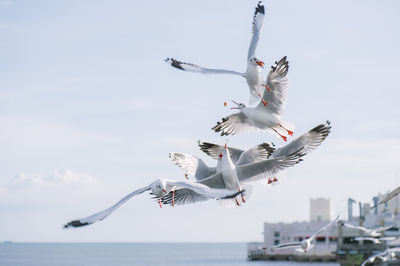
[255,1,265,15]
[63,220,89,229]
[165,57,185,70]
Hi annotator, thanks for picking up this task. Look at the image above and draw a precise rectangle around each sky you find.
[0,0,399,242]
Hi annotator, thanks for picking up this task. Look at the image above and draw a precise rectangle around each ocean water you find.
[0,243,340,266]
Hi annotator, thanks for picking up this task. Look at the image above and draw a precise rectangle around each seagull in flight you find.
[212,56,293,141]
[371,186,400,209]
[271,215,341,253]
[165,1,267,105]
[164,144,304,207]
[188,121,330,184]
[340,222,394,237]
[361,247,400,266]
[354,236,396,245]
[63,179,242,228]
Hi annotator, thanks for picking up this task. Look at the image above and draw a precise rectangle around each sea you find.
[0,243,340,266]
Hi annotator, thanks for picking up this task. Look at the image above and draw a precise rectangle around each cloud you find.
[6,169,99,189]
[0,1,12,8]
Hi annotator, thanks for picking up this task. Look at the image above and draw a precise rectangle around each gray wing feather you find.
[236,150,304,183]
[248,1,265,60]
[271,122,331,159]
[256,56,289,115]
[197,140,244,163]
[161,188,209,206]
[169,152,216,180]
[236,143,275,165]
[165,58,243,76]
[64,185,150,228]
[212,112,258,136]
[272,242,301,250]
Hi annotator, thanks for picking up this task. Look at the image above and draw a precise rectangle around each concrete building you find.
[310,197,330,222]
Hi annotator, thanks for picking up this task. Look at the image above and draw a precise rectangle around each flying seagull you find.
[271,215,341,253]
[163,144,304,207]
[340,222,394,237]
[194,121,331,183]
[165,1,267,105]
[212,56,293,141]
[64,179,242,228]
[371,186,400,209]
[361,247,400,266]
[354,236,396,245]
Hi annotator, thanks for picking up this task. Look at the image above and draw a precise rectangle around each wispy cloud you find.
[0,1,12,8]
[6,169,99,189]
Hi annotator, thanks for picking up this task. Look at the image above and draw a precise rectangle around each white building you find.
[310,197,330,222]
[263,220,337,256]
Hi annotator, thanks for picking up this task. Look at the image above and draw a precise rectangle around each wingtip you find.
[63,220,89,229]
[255,1,265,15]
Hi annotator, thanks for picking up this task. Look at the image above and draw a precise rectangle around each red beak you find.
[256,61,264,68]
[162,189,167,193]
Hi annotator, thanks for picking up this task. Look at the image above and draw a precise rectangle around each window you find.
[274,240,280,245]
[274,231,280,238]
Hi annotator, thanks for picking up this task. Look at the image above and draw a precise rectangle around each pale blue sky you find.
[0,0,399,242]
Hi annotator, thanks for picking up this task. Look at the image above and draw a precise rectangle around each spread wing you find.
[161,177,237,206]
[197,140,244,163]
[236,150,304,183]
[256,56,289,116]
[309,215,340,242]
[271,242,301,250]
[248,1,265,60]
[169,152,216,180]
[375,225,394,233]
[376,186,400,207]
[165,58,243,75]
[63,185,150,228]
[212,112,258,136]
[236,143,275,165]
[271,121,331,159]
[341,223,369,233]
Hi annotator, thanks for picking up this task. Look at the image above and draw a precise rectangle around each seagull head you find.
[230,100,246,110]
[249,56,264,68]
[152,179,170,196]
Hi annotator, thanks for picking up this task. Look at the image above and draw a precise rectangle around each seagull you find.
[63,178,243,228]
[163,144,304,207]
[212,56,293,141]
[165,1,267,105]
[340,222,394,237]
[169,142,274,181]
[271,215,341,253]
[354,236,396,245]
[371,186,400,209]
[196,121,331,183]
[171,122,330,185]
[361,247,400,266]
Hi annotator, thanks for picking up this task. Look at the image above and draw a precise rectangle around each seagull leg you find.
[158,199,163,208]
[278,123,293,136]
[235,198,240,206]
[267,178,273,184]
[273,128,287,142]
[257,92,268,106]
[273,177,278,182]
[238,187,245,203]
[184,173,189,180]
[172,190,175,207]
[262,84,272,92]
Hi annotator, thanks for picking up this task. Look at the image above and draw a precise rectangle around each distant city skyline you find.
[0,0,399,242]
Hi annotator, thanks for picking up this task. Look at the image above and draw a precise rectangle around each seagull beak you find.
[230,100,240,109]
[256,61,264,68]
[162,189,167,193]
